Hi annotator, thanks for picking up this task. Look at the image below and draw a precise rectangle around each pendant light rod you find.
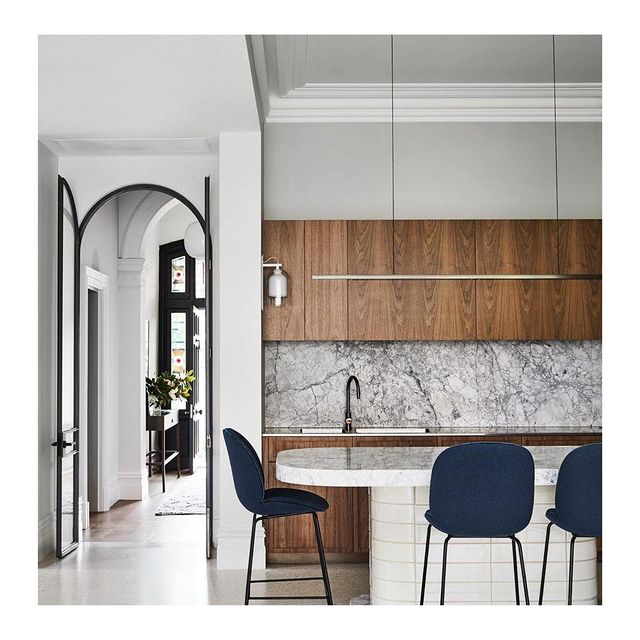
[391,34,395,275]
[552,35,561,275]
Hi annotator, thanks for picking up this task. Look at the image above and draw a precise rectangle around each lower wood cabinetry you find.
[262,433,601,562]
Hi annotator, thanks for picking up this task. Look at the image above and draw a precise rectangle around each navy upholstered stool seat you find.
[223,428,333,605]
[420,442,535,605]
[539,443,602,605]
[257,488,329,516]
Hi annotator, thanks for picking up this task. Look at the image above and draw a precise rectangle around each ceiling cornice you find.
[265,82,602,123]
[252,36,602,124]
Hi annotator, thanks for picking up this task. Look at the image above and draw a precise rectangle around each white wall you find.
[80,200,120,508]
[38,143,59,560]
[264,122,601,219]
[59,155,214,227]
[214,132,263,569]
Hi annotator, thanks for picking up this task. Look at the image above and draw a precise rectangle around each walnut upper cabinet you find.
[304,220,348,340]
[347,220,393,274]
[558,219,602,274]
[394,220,475,275]
[475,220,558,274]
[262,221,305,340]
[348,220,475,340]
[264,217,601,342]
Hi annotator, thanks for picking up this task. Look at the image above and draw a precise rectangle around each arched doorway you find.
[54,178,213,559]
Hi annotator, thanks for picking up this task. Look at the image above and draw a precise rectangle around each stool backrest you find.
[555,443,602,537]
[429,442,535,537]
[223,428,265,512]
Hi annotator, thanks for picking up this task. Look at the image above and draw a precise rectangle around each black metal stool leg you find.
[312,512,333,605]
[568,535,576,605]
[419,524,432,605]
[514,536,530,605]
[511,536,521,605]
[440,536,451,605]
[244,514,258,605]
[539,522,553,605]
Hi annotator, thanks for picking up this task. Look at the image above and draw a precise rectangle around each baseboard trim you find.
[216,526,265,570]
[38,511,55,562]
[107,475,120,507]
[118,472,149,501]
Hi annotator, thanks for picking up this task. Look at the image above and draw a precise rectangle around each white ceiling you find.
[39,35,260,156]
[251,35,602,123]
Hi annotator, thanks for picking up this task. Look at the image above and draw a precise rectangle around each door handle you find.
[51,440,73,448]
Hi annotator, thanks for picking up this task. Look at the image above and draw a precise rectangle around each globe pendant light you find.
[184,222,205,259]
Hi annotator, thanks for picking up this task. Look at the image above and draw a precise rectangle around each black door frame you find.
[54,178,214,559]
[158,239,205,474]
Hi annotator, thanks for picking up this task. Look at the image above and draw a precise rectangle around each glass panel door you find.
[55,177,80,558]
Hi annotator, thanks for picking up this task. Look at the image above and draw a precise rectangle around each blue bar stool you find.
[420,442,535,605]
[539,443,601,605]
[223,428,333,605]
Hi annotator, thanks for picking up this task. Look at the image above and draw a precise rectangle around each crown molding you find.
[253,35,602,123]
[264,82,601,123]
[274,35,308,96]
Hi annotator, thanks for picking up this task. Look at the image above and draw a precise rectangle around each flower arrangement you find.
[146,370,196,410]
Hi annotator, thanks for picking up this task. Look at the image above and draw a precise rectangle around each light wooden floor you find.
[85,469,205,544]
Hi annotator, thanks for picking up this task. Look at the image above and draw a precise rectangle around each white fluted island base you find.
[370,485,597,605]
[276,446,599,605]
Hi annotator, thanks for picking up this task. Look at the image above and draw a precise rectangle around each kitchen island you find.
[276,445,598,605]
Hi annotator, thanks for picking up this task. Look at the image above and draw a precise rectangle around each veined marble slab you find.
[264,341,601,430]
[276,445,571,487]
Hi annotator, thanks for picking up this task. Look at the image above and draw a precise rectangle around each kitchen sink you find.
[355,428,430,434]
[298,427,430,434]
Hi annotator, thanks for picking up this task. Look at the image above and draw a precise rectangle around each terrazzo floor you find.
[38,470,368,605]
[38,469,599,605]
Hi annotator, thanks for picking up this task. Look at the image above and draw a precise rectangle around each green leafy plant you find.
[146,370,196,409]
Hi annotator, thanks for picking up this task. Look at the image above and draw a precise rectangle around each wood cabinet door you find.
[347,220,393,274]
[262,220,305,340]
[476,280,557,340]
[521,434,602,447]
[552,279,602,340]
[304,220,348,340]
[477,278,601,340]
[558,219,602,274]
[476,219,558,274]
[264,437,353,554]
[394,220,475,274]
[349,280,475,340]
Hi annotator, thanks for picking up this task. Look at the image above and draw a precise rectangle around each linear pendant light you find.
[312,35,602,282]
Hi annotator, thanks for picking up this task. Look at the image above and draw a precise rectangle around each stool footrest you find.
[250,576,323,584]
[248,596,328,600]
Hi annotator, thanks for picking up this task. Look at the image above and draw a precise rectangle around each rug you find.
[155,474,206,516]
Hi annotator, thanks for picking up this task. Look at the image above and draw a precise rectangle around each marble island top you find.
[264,425,602,437]
[276,445,576,487]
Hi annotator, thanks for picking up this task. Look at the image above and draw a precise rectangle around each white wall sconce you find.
[262,257,288,307]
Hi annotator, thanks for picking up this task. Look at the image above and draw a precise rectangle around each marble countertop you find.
[276,445,578,487]
[264,425,602,437]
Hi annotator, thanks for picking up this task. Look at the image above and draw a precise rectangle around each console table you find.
[146,409,181,492]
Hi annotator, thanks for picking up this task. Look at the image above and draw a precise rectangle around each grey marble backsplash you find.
[264,341,602,430]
